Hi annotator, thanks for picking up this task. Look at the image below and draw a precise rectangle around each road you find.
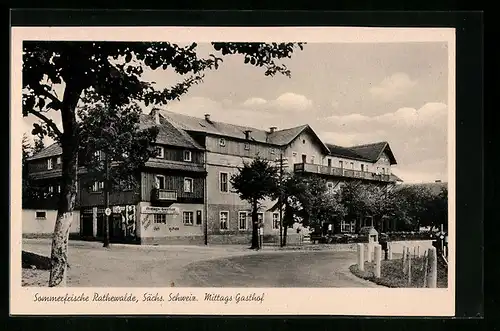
[21,239,379,288]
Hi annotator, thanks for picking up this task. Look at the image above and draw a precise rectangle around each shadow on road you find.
[22,251,51,270]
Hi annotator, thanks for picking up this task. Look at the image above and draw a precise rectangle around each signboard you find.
[141,206,180,215]
[112,206,122,213]
[104,208,112,216]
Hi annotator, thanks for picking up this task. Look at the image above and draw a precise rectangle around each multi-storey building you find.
[22,108,402,245]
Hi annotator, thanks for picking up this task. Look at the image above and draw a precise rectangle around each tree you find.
[231,157,278,249]
[77,99,159,247]
[33,134,45,154]
[339,181,367,232]
[22,41,304,286]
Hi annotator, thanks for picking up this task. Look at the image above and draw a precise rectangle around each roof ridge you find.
[349,141,388,148]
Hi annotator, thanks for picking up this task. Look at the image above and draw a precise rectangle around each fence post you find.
[427,247,437,288]
[423,250,428,287]
[374,244,382,278]
[367,243,373,263]
[408,250,412,286]
[417,245,420,258]
[357,243,365,272]
[402,245,407,275]
[387,242,393,260]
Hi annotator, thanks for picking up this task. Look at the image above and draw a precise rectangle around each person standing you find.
[258,222,264,250]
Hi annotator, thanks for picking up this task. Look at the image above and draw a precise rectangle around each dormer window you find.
[183,150,192,162]
[47,158,53,170]
[219,138,226,147]
[244,143,250,150]
[155,146,164,159]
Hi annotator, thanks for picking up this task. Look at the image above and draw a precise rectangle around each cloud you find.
[272,92,313,111]
[326,102,447,130]
[369,72,417,101]
[241,97,267,108]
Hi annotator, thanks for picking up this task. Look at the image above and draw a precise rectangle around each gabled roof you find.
[349,141,398,165]
[159,109,330,152]
[325,143,370,162]
[139,113,204,150]
[26,142,62,161]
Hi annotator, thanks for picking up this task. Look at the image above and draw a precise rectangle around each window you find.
[238,211,248,230]
[219,138,226,147]
[35,211,46,219]
[47,158,53,170]
[327,158,332,167]
[341,220,355,233]
[184,177,193,193]
[270,148,276,155]
[272,213,280,230]
[292,152,297,164]
[219,172,228,192]
[155,175,165,189]
[310,156,315,164]
[183,150,192,162]
[94,150,103,162]
[220,211,229,230]
[257,212,264,224]
[244,143,250,150]
[155,146,164,159]
[183,211,194,225]
[57,185,61,193]
[154,214,166,224]
[56,156,62,165]
[91,181,104,192]
[350,162,354,169]
[382,167,386,174]
[196,211,202,225]
[339,160,343,168]
[48,186,54,193]
[301,154,307,163]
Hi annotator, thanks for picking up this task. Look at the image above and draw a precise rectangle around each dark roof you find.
[139,113,204,150]
[144,159,206,172]
[159,109,330,152]
[326,143,370,161]
[349,141,398,165]
[26,143,62,161]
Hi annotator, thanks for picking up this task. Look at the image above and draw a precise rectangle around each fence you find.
[357,242,439,288]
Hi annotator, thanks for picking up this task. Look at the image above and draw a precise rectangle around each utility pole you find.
[279,152,283,247]
[103,151,110,248]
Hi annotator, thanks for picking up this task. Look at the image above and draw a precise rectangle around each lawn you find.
[349,256,448,288]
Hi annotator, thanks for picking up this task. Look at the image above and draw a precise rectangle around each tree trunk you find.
[48,82,81,287]
[283,225,288,246]
[103,153,110,248]
[250,200,259,249]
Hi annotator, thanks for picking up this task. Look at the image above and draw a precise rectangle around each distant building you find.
[23,108,403,244]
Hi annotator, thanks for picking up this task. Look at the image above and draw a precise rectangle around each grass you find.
[349,256,448,288]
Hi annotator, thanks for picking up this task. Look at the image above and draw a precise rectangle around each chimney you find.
[204,114,211,122]
[269,126,277,133]
[151,108,160,125]
[244,130,252,140]
[435,180,442,183]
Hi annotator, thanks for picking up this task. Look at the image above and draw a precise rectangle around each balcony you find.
[151,188,178,201]
[293,163,396,182]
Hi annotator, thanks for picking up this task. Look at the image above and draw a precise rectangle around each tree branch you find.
[27,108,63,138]
[32,84,63,110]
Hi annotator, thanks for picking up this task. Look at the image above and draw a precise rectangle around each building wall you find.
[283,130,327,167]
[206,135,280,160]
[153,145,204,164]
[27,155,62,173]
[137,201,205,245]
[140,171,205,202]
[22,209,80,236]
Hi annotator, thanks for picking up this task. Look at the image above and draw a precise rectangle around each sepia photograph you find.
[11,26,455,315]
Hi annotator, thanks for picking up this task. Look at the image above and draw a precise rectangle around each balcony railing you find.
[151,188,177,201]
[293,163,395,182]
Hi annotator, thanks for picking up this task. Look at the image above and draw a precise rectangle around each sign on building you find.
[141,206,180,215]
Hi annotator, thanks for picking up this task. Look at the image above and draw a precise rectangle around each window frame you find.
[183,211,194,226]
[183,150,192,162]
[219,138,226,147]
[219,172,229,193]
[35,211,47,219]
[56,156,62,165]
[272,212,280,230]
[155,146,165,159]
[155,175,166,190]
[47,158,53,170]
[244,142,250,150]
[183,177,194,193]
[238,211,248,230]
[153,213,167,224]
[219,211,229,231]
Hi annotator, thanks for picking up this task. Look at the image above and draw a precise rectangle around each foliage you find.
[77,100,159,190]
[231,156,278,248]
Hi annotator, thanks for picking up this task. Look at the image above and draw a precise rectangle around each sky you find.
[22,41,450,184]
